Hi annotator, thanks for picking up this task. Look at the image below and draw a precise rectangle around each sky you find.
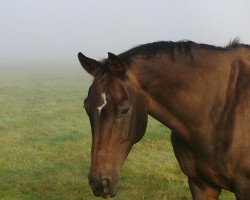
[0,0,250,68]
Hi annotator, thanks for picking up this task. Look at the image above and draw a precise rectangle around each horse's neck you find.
[130,55,230,143]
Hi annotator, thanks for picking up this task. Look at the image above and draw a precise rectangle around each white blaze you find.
[97,93,107,115]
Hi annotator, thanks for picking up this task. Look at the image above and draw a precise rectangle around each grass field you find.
[0,66,235,199]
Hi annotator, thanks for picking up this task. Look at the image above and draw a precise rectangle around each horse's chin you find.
[101,189,117,198]
[93,185,117,199]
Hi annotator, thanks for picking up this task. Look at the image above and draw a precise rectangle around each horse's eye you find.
[118,101,130,117]
[121,107,130,115]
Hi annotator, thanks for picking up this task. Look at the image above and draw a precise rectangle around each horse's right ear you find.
[78,52,101,75]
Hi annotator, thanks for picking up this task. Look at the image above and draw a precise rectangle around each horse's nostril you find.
[88,179,95,188]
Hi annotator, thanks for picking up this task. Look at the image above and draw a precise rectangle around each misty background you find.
[0,0,250,70]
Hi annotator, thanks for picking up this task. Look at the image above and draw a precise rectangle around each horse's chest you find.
[194,159,233,190]
[171,133,233,190]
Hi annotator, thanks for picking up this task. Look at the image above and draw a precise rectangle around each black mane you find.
[118,39,249,64]
[226,37,242,48]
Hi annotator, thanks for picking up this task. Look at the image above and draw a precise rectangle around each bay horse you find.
[78,39,250,199]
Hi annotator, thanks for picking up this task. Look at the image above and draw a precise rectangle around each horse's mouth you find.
[101,190,117,198]
[93,186,117,198]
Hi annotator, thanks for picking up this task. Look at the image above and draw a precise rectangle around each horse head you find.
[78,52,148,198]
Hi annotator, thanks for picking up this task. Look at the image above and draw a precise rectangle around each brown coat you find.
[78,40,250,199]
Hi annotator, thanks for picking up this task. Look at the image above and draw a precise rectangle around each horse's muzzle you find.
[89,177,117,198]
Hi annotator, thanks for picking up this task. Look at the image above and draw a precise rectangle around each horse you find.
[78,39,250,199]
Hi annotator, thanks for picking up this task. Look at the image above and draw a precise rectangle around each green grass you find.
[0,66,235,199]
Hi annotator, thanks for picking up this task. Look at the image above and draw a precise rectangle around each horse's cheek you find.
[132,101,148,143]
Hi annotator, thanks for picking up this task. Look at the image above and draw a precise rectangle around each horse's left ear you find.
[78,52,101,75]
[106,52,126,76]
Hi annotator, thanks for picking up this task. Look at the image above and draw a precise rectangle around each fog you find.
[0,0,250,68]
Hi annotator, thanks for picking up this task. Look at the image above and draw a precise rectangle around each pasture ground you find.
[0,66,235,199]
